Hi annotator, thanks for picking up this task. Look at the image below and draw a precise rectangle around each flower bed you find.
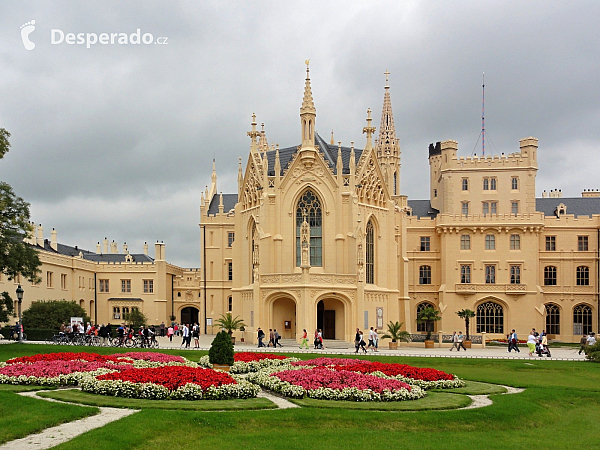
[290,358,464,390]
[247,366,425,402]
[81,366,260,400]
[0,352,194,387]
[199,352,300,374]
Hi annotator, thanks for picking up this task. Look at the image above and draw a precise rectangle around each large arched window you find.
[545,303,560,335]
[365,220,374,284]
[573,304,592,335]
[250,222,258,282]
[476,301,504,333]
[393,171,398,196]
[416,302,435,332]
[296,189,322,266]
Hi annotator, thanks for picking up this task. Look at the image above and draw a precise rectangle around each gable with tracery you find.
[355,148,388,207]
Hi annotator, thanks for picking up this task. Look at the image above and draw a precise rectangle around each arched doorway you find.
[181,307,199,325]
[272,297,296,339]
[317,298,345,340]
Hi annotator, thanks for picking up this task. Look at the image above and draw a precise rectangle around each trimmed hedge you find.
[0,327,55,341]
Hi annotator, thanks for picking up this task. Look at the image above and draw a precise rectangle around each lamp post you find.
[16,285,23,342]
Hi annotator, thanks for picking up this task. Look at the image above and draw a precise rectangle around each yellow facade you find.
[2,68,598,343]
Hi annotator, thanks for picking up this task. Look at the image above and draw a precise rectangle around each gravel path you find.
[460,384,525,410]
[0,390,137,450]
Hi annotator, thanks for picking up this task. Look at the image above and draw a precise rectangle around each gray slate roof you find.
[207,193,238,216]
[536,197,600,217]
[407,200,439,218]
[33,240,154,263]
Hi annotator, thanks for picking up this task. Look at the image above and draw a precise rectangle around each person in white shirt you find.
[372,328,379,352]
[527,331,537,357]
[587,333,597,346]
[181,324,190,348]
[367,327,375,350]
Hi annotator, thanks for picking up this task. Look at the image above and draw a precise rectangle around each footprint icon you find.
[20,20,36,50]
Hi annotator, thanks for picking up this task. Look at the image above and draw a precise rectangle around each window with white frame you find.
[510,234,521,250]
[460,234,471,250]
[485,235,495,250]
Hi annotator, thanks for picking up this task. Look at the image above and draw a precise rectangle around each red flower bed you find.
[331,362,454,381]
[234,352,288,363]
[6,352,185,365]
[96,366,236,391]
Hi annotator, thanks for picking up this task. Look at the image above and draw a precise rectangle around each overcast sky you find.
[1,1,600,268]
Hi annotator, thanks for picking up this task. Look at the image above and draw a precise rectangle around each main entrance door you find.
[181,307,199,325]
[317,300,337,339]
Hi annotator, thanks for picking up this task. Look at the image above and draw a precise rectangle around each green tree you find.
[123,308,147,329]
[0,291,15,323]
[417,306,442,340]
[381,321,411,343]
[215,312,246,336]
[0,128,41,283]
[208,330,234,365]
[456,309,476,340]
[22,300,90,330]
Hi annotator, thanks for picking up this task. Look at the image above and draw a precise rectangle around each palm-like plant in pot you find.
[382,321,411,350]
[416,306,441,346]
[215,313,246,344]
[456,309,476,347]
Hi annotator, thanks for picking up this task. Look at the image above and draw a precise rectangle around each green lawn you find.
[1,344,599,449]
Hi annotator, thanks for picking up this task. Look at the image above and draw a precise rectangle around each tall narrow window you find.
[143,280,154,293]
[510,265,521,284]
[490,202,497,214]
[578,236,589,251]
[485,235,495,250]
[460,265,471,283]
[420,236,430,251]
[113,307,120,319]
[416,302,435,333]
[545,303,560,335]
[251,223,258,282]
[460,234,471,250]
[576,266,589,286]
[511,202,519,215]
[121,279,131,293]
[485,265,496,284]
[510,234,521,250]
[546,236,556,251]
[462,202,469,216]
[228,296,233,312]
[544,266,557,285]
[61,274,67,290]
[228,262,233,281]
[483,202,489,215]
[419,265,432,285]
[296,189,322,266]
[365,220,374,284]
[483,178,489,190]
[393,172,398,195]
[511,177,518,190]
[490,178,497,190]
[227,232,235,247]
[462,178,468,191]
[573,304,592,335]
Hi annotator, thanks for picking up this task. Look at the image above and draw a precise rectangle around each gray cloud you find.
[1,0,599,267]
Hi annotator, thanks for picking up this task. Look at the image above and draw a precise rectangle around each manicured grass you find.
[0,386,98,444]
[2,344,600,449]
[289,391,471,410]
[38,388,276,410]
[433,380,507,395]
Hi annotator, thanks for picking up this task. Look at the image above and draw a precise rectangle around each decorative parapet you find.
[455,284,527,295]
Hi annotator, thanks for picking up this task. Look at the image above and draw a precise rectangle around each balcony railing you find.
[455,283,527,295]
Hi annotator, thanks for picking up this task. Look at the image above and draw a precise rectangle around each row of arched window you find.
[415,301,593,335]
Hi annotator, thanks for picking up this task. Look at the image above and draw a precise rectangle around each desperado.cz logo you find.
[19,20,168,50]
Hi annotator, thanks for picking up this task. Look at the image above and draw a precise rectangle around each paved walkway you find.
[7,336,585,361]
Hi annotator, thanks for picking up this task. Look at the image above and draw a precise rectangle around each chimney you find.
[123,242,128,254]
[50,228,58,251]
[143,242,148,255]
[542,190,548,198]
[37,224,44,247]
[155,241,165,261]
[103,237,109,254]
[110,240,118,254]
[96,242,101,253]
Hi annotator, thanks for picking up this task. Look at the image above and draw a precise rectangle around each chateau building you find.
[2,66,598,343]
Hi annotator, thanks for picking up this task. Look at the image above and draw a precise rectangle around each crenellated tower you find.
[376,70,401,198]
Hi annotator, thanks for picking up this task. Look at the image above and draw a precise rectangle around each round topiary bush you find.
[208,330,234,365]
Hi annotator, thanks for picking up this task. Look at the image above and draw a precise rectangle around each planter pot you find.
[388,341,398,350]
[463,340,472,348]
[213,364,231,372]
[240,338,245,342]
[424,340,435,349]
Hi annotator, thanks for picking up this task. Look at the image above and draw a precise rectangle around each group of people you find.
[256,327,283,348]
[354,327,379,353]
[449,331,468,351]
[166,323,200,348]
[578,332,597,355]
[526,328,551,357]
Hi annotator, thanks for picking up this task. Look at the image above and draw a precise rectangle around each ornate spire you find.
[247,113,260,153]
[376,70,400,157]
[330,129,335,145]
[300,60,316,115]
[363,108,376,151]
[259,123,268,153]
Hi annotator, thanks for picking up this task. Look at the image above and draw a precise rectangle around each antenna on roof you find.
[482,72,485,157]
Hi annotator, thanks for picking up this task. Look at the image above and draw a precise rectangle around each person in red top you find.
[300,329,309,349]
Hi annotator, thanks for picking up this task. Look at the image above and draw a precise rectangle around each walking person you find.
[578,333,588,355]
[314,329,321,349]
[167,325,174,342]
[318,329,324,349]
[181,323,190,348]
[457,331,467,351]
[354,328,361,353]
[160,322,165,337]
[257,328,266,347]
[449,331,459,351]
[193,323,200,348]
[527,330,537,357]
[359,331,367,353]
[372,328,379,352]
[367,326,375,351]
[508,329,520,353]
[274,329,282,347]
[268,329,275,348]
[300,329,309,349]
